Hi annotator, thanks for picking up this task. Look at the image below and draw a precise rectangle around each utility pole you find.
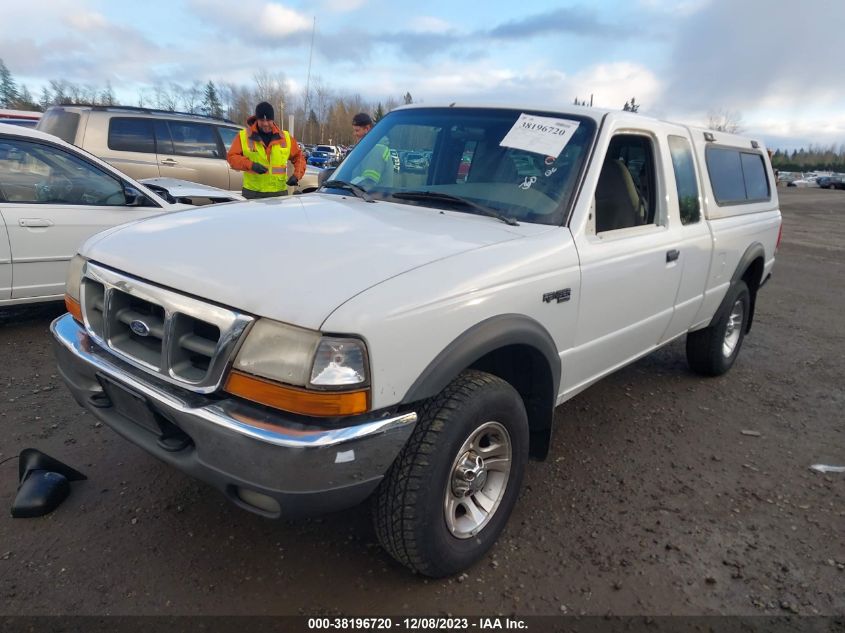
[303,16,316,143]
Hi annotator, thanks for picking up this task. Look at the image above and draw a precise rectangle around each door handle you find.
[666,249,680,262]
[160,158,178,166]
[19,218,53,228]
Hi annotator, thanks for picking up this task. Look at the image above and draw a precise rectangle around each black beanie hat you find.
[255,101,274,121]
[352,112,373,127]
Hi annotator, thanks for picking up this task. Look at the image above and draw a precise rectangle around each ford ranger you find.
[52,105,781,577]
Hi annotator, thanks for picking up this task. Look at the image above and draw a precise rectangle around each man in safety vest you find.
[227,101,306,199]
[350,112,393,187]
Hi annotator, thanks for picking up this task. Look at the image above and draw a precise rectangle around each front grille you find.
[80,262,253,393]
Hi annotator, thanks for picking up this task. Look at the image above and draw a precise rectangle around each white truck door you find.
[0,210,11,300]
[659,131,712,341]
[564,129,684,395]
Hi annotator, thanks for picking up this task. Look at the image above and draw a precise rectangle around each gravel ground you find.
[0,187,842,617]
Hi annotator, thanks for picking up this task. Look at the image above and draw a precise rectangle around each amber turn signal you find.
[65,294,83,323]
[224,370,369,417]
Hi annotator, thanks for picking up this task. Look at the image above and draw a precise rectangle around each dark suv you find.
[816,176,845,190]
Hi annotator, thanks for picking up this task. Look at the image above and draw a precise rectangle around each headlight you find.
[64,254,87,322]
[226,320,371,417]
[231,319,321,386]
[310,338,368,387]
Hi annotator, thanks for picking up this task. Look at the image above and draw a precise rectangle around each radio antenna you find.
[303,16,316,142]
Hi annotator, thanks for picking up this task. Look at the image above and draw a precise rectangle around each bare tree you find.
[384,96,399,114]
[312,77,333,143]
[38,86,52,110]
[150,82,178,111]
[707,108,744,134]
[253,70,288,121]
[222,82,252,124]
[180,81,203,114]
[100,80,116,106]
[49,79,70,104]
[80,84,97,105]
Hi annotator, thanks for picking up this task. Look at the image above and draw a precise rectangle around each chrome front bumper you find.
[51,313,417,517]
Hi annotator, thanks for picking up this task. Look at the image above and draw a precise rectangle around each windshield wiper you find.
[388,191,519,226]
[322,179,374,202]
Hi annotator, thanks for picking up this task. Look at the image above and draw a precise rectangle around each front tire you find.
[373,370,528,577]
[686,280,750,376]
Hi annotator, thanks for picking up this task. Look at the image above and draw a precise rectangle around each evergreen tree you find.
[306,109,319,143]
[623,97,640,113]
[0,58,19,108]
[202,80,223,118]
[403,92,413,105]
[373,102,385,122]
[16,84,37,110]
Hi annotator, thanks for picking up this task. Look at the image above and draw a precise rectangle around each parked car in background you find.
[402,151,428,172]
[0,109,42,128]
[308,150,331,167]
[816,176,845,190]
[36,105,319,195]
[787,175,820,187]
[138,177,244,205]
[313,145,343,166]
[37,105,243,191]
[0,123,240,307]
[314,144,339,159]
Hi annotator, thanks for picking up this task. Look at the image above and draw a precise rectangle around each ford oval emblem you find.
[130,320,151,337]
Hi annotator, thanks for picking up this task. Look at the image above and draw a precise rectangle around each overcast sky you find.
[2,0,843,151]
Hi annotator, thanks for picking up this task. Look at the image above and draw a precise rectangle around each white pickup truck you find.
[52,104,781,577]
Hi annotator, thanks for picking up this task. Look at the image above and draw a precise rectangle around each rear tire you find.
[373,370,528,577]
[686,281,750,376]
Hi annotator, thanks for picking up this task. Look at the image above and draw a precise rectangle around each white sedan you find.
[0,123,240,307]
[786,176,820,188]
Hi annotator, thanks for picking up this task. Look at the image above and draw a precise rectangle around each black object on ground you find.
[11,449,86,518]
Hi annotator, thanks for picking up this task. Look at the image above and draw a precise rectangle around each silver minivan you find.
[37,106,244,191]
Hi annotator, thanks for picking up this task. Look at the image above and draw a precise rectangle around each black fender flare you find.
[401,314,561,406]
[731,242,765,285]
[722,242,765,332]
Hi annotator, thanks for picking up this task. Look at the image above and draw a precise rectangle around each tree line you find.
[770,146,845,173]
[3,58,841,164]
[0,58,409,147]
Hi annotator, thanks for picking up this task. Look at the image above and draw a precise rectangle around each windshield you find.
[328,107,596,225]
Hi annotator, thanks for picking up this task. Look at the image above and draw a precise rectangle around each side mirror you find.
[318,167,336,187]
[11,449,86,518]
[124,185,147,206]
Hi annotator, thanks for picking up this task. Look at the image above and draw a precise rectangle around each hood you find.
[81,193,530,329]
[139,177,244,202]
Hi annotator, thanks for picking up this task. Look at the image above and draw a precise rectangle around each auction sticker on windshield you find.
[500,114,581,157]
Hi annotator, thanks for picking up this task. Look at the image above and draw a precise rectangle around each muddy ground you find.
[0,188,842,617]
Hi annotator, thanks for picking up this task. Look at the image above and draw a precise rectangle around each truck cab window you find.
[594,134,657,232]
[668,135,701,224]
